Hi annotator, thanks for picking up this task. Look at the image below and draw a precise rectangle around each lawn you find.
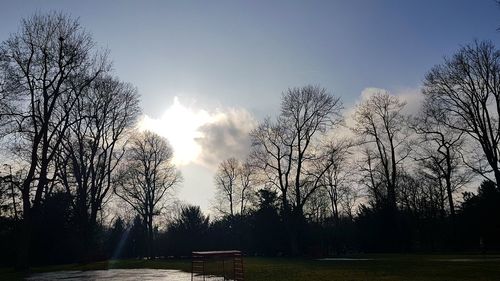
[2,254,500,280]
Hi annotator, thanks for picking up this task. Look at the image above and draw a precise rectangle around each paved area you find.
[27,269,228,280]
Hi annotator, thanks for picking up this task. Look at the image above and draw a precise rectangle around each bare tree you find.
[214,157,239,217]
[0,12,109,267]
[398,169,430,214]
[340,181,359,220]
[353,91,410,210]
[57,75,140,258]
[238,159,257,215]
[250,117,293,213]
[250,85,343,254]
[423,40,500,189]
[411,99,472,218]
[303,186,330,223]
[281,86,344,214]
[251,85,343,215]
[214,157,258,217]
[115,131,181,258]
[0,164,21,219]
[317,139,353,223]
[357,147,385,207]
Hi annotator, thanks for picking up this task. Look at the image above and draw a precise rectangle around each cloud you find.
[139,97,211,166]
[358,87,424,115]
[140,88,423,168]
[329,87,424,141]
[347,87,423,122]
[395,87,425,116]
[139,96,256,168]
[195,108,256,169]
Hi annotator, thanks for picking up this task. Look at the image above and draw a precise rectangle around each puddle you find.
[27,268,230,280]
[317,258,374,261]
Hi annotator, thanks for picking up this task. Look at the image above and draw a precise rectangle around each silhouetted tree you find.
[57,75,140,260]
[0,12,109,268]
[398,169,432,214]
[303,186,330,223]
[316,139,354,223]
[107,217,126,259]
[238,159,257,215]
[353,91,410,211]
[214,158,258,217]
[214,158,239,217]
[250,118,292,212]
[31,191,78,264]
[252,190,284,255]
[125,216,147,258]
[0,165,21,219]
[251,85,343,254]
[166,205,210,256]
[357,147,385,206]
[411,99,471,220]
[115,131,181,258]
[424,41,500,190]
[459,180,500,251]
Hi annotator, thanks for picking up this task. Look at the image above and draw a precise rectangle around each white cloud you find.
[398,88,425,116]
[358,87,424,115]
[342,86,424,131]
[139,96,256,168]
[139,97,212,165]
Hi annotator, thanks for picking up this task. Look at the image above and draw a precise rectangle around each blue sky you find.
[1,0,499,211]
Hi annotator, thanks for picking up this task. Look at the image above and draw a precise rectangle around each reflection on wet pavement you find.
[27,268,229,280]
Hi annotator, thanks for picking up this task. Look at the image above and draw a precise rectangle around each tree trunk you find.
[17,189,32,270]
[494,169,500,191]
[330,192,339,225]
[445,160,456,249]
[147,214,154,259]
[229,194,234,217]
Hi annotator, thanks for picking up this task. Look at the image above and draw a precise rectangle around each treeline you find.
[209,62,500,255]
[1,11,500,269]
[0,13,180,268]
[1,179,497,266]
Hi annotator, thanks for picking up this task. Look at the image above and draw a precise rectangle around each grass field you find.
[2,254,500,280]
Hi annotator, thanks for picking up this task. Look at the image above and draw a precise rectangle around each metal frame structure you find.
[191,250,244,281]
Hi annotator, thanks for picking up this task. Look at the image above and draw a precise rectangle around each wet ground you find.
[317,258,374,261]
[26,268,227,280]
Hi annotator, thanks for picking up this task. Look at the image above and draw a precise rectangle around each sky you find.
[0,0,499,212]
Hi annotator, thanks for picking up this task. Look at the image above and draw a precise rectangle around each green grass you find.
[242,254,500,281]
[2,254,500,280]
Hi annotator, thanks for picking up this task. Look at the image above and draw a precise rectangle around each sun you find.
[139,97,213,166]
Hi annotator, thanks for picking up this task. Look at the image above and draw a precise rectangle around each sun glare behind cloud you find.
[139,97,213,166]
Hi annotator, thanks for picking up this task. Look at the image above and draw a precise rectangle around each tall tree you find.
[353,91,410,211]
[251,85,343,214]
[424,40,500,190]
[281,86,343,214]
[0,12,109,268]
[214,157,257,217]
[57,75,140,259]
[317,139,353,223]
[115,131,181,258]
[214,157,239,217]
[251,85,343,254]
[411,99,471,218]
[250,117,293,213]
[238,159,257,215]
[357,147,385,207]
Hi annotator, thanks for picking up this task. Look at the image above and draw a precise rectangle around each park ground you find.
[1,254,500,280]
